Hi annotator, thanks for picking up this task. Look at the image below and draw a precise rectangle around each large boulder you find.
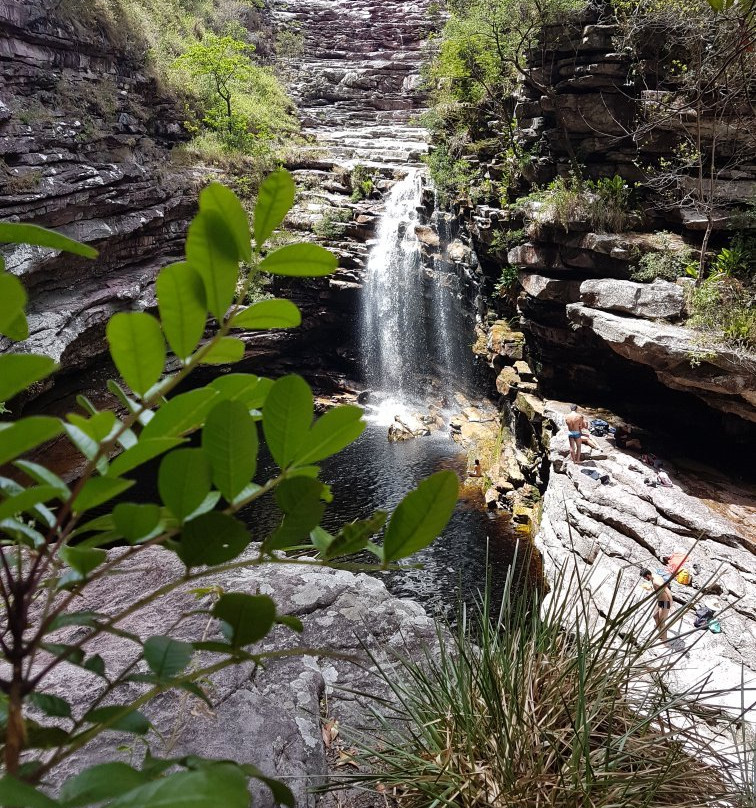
[567,303,756,422]
[579,278,686,320]
[42,551,439,807]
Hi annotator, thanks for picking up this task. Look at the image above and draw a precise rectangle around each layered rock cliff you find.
[456,7,756,469]
[0,0,197,395]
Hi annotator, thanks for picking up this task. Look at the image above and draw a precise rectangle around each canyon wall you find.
[461,9,756,467]
[0,0,198,401]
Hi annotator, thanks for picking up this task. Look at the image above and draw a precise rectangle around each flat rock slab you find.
[40,552,438,807]
[537,401,756,722]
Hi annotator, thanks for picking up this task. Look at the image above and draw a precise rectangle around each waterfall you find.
[359,170,476,416]
[359,170,427,405]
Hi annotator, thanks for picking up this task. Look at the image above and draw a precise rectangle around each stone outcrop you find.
[44,550,438,807]
[537,401,756,721]
[578,278,686,320]
[0,0,197,388]
[567,303,756,423]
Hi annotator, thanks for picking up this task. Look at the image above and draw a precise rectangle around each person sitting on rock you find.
[469,458,483,477]
[565,404,589,463]
[640,568,673,643]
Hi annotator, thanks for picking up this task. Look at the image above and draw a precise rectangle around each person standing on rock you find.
[640,568,673,643]
[565,404,588,463]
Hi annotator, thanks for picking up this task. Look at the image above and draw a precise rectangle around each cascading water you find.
[359,170,427,404]
[359,169,477,416]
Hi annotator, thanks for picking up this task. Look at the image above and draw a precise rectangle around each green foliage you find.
[631,240,697,282]
[172,32,297,155]
[490,228,526,254]
[494,264,520,295]
[344,557,751,806]
[0,170,459,804]
[688,272,756,349]
[422,0,582,205]
[349,165,376,202]
[515,175,634,233]
[313,208,353,240]
[422,145,476,206]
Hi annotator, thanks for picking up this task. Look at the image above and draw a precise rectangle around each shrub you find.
[349,165,376,202]
[587,175,633,233]
[343,557,752,807]
[423,144,477,206]
[0,172,459,804]
[494,264,520,294]
[313,207,353,240]
[688,273,756,350]
[632,239,697,282]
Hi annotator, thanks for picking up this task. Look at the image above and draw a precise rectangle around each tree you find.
[0,171,459,805]
[174,33,256,120]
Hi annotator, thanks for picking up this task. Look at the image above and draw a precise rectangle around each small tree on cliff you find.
[174,32,255,121]
[0,171,458,806]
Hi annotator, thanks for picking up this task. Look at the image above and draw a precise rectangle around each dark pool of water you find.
[241,423,527,617]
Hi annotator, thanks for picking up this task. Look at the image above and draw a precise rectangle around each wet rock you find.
[387,413,430,441]
[496,366,521,396]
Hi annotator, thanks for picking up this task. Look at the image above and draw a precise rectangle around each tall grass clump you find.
[343,557,754,807]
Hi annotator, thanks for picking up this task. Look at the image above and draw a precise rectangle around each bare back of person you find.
[565,411,586,462]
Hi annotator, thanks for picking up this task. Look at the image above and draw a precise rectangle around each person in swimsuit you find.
[640,568,673,642]
[565,404,588,463]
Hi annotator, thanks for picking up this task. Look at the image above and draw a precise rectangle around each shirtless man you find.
[565,404,588,463]
[640,568,673,642]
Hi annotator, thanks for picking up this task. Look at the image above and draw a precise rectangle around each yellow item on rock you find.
[676,568,692,586]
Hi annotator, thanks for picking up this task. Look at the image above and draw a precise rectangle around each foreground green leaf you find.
[108,437,185,478]
[0,417,64,467]
[141,388,220,441]
[200,183,252,262]
[0,775,59,808]
[112,503,162,543]
[108,764,249,808]
[0,354,57,402]
[199,336,245,365]
[106,312,166,397]
[72,476,134,515]
[178,512,249,567]
[209,374,272,409]
[158,448,211,522]
[266,477,326,551]
[0,273,28,341]
[298,405,365,465]
[84,706,150,734]
[186,211,239,321]
[259,243,338,277]
[383,471,459,563]
[262,375,313,469]
[202,400,258,500]
[213,593,276,648]
[0,222,98,258]
[156,262,207,361]
[143,636,194,680]
[229,298,301,330]
[59,546,107,577]
[254,169,296,249]
[59,763,150,808]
